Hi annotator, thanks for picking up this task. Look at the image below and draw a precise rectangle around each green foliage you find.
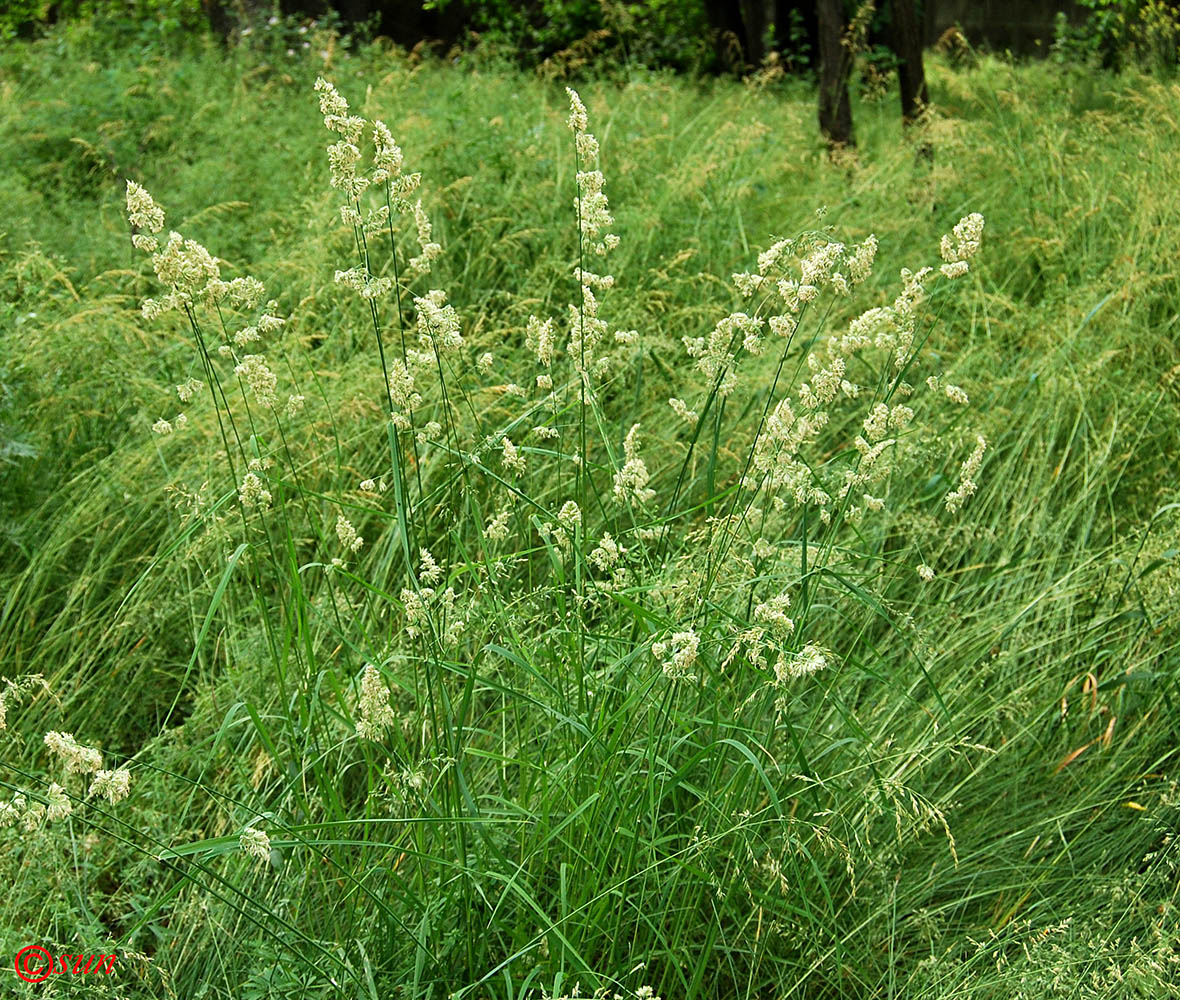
[429,0,713,71]
[0,0,209,51]
[1052,0,1180,74]
[768,5,814,72]
[1,27,1179,1000]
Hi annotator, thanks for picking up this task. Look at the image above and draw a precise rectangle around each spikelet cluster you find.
[336,515,364,554]
[314,76,442,297]
[239,825,272,864]
[612,424,657,507]
[125,181,291,442]
[401,584,467,647]
[945,434,987,512]
[939,211,985,278]
[695,216,991,532]
[654,630,701,681]
[560,89,635,383]
[88,768,133,805]
[355,663,396,740]
[774,643,829,685]
[0,728,135,832]
[44,730,103,775]
[0,674,48,732]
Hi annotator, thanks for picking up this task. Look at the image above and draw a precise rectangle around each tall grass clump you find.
[127,77,982,993]
[2,42,1178,1000]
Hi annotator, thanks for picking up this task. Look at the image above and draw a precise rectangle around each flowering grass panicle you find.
[612,424,656,507]
[239,825,272,864]
[238,471,273,511]
[125,179,164,239]
[355,664,395,740]
[234,354,278,409]
[44,730,102,775]
[45,782,72,822]
[945,434,988,512]
[0,674,48,732]
[88,768,132,805]
[336,515,363,553]
[501,436,526,476]
[697,215,991,538]
[654,630,701,681]
[563,88,629,388]
[484,508,512,542]
[774,643,828,684]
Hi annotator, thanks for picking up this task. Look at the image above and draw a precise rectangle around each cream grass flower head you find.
[238,472,273,511]
[234,354,278,409]
[44,731,102,775]
[654,630,701,681]
[940,212,986,263]
[176,376,203,403]
[419,548,444,585]
[753,593,795,639]
[314,76,360,138]
[126,180,164,235]
[612,424,657,507]
[589,532,625,572]
[484,508,511,542]
[45,782,72,822]
[566,88,618,257]
[526,315,556,368]
[409,200,443,275]
[501,437,526,476]
[414,290,463,355]
[668,397,699,426]
[371,120,403,183]
[774,643,829,684]
[0,799,19,829]
[336,515,363,553]
[239,825,272,864]
[356,664,395,740]
[945,435,987,513]
[88,768,132,805]
[151,231,221,297]
[557,500,582,535]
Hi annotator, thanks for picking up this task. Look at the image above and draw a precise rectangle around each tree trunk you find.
[703,0,751,73]
[739,0,772,67]
[816,0,853,146]
[891,0,928,126]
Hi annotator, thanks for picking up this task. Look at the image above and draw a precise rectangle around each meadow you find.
[1,20,1179,1000]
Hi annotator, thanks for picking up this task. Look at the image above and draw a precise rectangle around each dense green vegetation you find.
[1,18,1178,1000]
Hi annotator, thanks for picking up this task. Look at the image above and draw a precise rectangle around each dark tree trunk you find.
[703,0,751,73]
[739,0,772,67]
[201,0,233,41]
[890,0,928,126]
[816,0,853,146]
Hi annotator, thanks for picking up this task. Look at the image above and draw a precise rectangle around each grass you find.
[1,20,1179,1000]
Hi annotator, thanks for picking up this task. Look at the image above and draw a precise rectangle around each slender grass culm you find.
[3,41,1178,1000]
